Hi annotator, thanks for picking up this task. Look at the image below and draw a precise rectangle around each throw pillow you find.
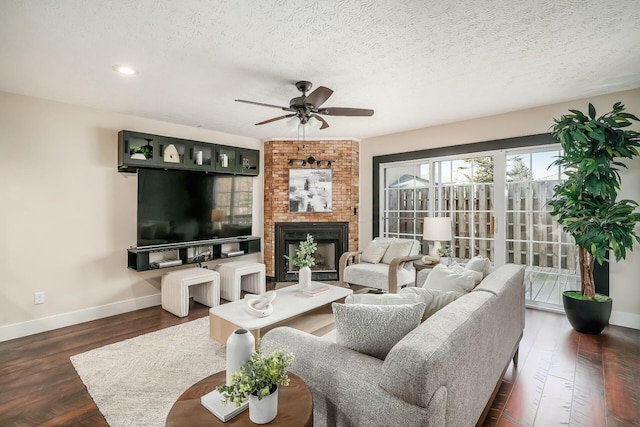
[400,287,463,320]
[332,302,425,360]
[465,256,493,278]
[449,263,483,285]
[381,240,415,264]
[360,240,391,264]
[423,264,475,293]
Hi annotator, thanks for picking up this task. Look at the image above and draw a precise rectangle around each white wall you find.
[0,92,263,341]
[360,88,640,329]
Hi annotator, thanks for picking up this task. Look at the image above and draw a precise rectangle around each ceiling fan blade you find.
[320,107,374,116]
[255,114,295,125]
[236,99,289,110]
[312,114,330,129]
[304,86,333,108]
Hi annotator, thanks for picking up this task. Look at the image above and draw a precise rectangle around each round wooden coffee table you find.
[165,371,313,426]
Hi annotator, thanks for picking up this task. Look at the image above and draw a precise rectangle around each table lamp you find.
[422,217,452,256]
[211,209,225,232]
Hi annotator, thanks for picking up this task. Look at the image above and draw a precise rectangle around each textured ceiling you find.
[1,0,639,140]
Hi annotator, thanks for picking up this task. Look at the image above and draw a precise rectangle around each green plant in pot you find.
[217,349,294,424]
[129,144,153,160]
[549,102,640,334]
[284,234,317,290]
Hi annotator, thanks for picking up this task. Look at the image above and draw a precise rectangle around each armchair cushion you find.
[332,302,426,360]
[360,240,390,264]
[343,262,415,291]
[381,240,415,264]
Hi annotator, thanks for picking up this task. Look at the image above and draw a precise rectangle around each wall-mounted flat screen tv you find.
[137,168,253,247]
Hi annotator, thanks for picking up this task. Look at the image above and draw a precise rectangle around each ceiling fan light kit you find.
[235,81,374,130]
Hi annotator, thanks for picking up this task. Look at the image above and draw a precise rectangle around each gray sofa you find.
[261,263,525,427]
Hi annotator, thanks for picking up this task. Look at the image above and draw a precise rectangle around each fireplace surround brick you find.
[264,139,359,279]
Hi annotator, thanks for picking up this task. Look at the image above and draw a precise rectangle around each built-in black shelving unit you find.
[118,130,259,176]
[127,236,261,271]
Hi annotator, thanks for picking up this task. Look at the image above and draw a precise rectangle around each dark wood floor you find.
[1,303,639,426]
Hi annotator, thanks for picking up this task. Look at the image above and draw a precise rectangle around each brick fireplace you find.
[264,139,359,281]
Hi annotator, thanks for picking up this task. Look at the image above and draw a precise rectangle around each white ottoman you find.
[215,261,266,302]
[161,267,220,317]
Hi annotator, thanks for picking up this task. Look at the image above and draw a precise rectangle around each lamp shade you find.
[211,209,225,222]
[423,217,452,241]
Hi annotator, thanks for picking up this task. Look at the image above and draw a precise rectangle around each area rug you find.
[70,317,226,427]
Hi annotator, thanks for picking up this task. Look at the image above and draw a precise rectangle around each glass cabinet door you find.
[158,138,187,168]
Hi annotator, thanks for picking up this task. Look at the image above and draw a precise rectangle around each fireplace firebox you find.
[275,222,349,282]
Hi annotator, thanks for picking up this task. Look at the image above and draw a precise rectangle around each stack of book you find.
[200,389,247,422]
[302,282,330,296]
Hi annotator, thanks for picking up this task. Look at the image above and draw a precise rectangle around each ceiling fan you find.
[235,81,374,130]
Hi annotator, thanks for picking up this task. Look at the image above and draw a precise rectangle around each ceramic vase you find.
[225,328,254,384]
[249,386,278,424]
[298,266,312,291]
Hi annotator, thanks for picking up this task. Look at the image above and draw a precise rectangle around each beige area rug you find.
[70,317,225,427]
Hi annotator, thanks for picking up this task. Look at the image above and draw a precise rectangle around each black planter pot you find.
[562,291,613,334]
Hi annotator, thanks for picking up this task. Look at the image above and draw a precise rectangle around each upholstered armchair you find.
[339,238,421,293]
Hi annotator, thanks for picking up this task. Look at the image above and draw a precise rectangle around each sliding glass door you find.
[504,148,579,309]
[380,144,575,310]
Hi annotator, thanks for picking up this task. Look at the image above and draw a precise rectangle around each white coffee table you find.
[209,282,352,344]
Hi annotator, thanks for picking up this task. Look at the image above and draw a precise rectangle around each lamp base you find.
[429,241,443,257]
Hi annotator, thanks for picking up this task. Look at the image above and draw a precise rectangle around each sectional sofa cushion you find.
[465,256,493,278]
[345,288,462,322]
[331,302,426,360]
[423,264,476,293]
[400,287,464,320]
[449,263,484,285]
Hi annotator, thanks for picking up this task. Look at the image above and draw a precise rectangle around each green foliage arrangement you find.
[284,233,317,268]
[437,246,452,257]
[129,144,153,159]
[217,349,295,407]
[549,102,640,299]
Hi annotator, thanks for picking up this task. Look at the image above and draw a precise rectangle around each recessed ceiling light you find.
[113,64,137,75]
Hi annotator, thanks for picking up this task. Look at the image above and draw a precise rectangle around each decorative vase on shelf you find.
[249,386,278,424]
[225,328,254,385]
[298,266,312,291]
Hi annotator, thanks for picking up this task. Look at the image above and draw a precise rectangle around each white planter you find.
[440,257,451,266]
[298,266,312,291]
[225,328,254,385]
[249,386,278,424]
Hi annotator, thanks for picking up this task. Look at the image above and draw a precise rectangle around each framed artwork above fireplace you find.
[288,169,332,213]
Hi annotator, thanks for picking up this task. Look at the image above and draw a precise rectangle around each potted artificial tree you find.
[549,102,640,334]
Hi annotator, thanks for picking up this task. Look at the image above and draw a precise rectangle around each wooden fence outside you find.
[385,181,578,272]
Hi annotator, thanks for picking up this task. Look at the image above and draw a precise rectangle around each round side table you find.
[165,371,313,427]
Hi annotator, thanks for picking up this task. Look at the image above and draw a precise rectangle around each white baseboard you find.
[610,310,640,330]
[0,293,162,343]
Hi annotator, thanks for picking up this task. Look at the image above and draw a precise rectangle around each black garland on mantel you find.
[288,156,335,167]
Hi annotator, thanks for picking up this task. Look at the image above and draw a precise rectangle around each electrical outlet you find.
[34,291,45,305]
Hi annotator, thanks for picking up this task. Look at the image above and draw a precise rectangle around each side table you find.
[165,371,313,427]
[413,258,439,286]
